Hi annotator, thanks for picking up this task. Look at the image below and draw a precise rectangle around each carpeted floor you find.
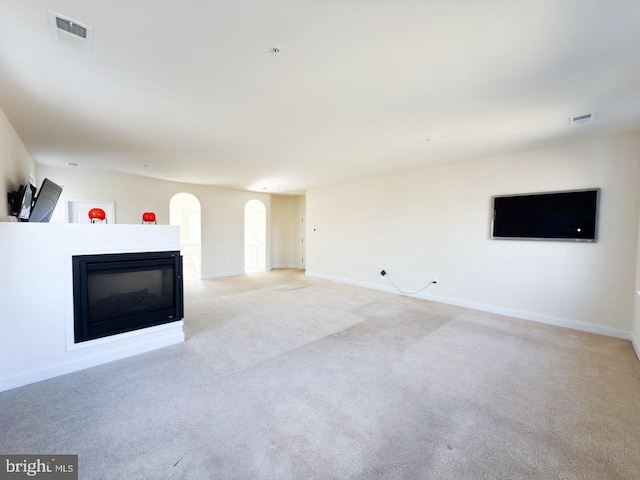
[1,269,639,479]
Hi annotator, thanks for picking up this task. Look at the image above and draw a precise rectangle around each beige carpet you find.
[1,269,639,479]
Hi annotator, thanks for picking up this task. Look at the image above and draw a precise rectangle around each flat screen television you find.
[29,178,63,223]
[17,183,36,221]
[491,188,600,242]
[8,183,36,221]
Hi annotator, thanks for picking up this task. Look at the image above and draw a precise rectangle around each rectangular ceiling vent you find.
[48,11,94,52]
[569,112,596,125]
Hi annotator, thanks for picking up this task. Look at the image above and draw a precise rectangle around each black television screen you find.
[29,178,63,223]
[8,183,36,221]
[491,189,600,242]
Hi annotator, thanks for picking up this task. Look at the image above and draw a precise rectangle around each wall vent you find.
[569,112,596,125]
[48,11,94,51]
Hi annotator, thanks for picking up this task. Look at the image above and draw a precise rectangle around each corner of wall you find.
[634,289,640,362]
[631,332,640,362]
[0,106,35,218]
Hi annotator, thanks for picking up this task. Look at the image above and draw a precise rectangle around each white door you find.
[300,214,306,270]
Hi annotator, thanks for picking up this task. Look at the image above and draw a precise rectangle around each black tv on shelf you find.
[29,178,63,223]
[7,183,36,221]
[491,188,600,242]
[17,183,36,221]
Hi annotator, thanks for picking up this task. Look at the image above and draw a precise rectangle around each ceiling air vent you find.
[48,11,94,51]
[569,112,596,125]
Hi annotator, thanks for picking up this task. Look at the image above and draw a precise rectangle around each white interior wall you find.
[271,194,305,269]
[0,106,35,219]
[36,165,271,278]
[307,132,640,337]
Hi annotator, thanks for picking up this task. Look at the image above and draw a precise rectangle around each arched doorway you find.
[170,193,202,281]
[245,199,266,273]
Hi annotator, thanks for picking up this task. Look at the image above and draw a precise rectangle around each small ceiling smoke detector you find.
[569,112,596,125]
[48,11,94,51]
[270,46,281,55]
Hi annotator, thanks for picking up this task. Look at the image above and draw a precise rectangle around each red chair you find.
[88,208,107,224]
[142,212,157,224]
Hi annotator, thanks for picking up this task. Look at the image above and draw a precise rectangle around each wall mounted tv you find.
[491,188,600,242]
[29,178,63,223]
[7,183,36,221]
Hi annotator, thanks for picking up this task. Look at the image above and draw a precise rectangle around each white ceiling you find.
[1,1,640,194]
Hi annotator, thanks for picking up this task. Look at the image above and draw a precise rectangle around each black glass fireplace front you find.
[73,251,183,343]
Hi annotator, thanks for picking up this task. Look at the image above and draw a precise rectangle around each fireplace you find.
[73,251,183,343]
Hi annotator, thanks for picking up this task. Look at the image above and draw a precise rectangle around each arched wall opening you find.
[245,199,266,273]
[170,193,202,281]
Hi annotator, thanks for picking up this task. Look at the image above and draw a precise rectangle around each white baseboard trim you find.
[305,271,631,341]
[0,326,185,393]
[631,332,640,362]
[271,264,303,270]
[200,271,245,280]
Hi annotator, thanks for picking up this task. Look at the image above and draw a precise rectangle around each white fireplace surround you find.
[0,223,185,392]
